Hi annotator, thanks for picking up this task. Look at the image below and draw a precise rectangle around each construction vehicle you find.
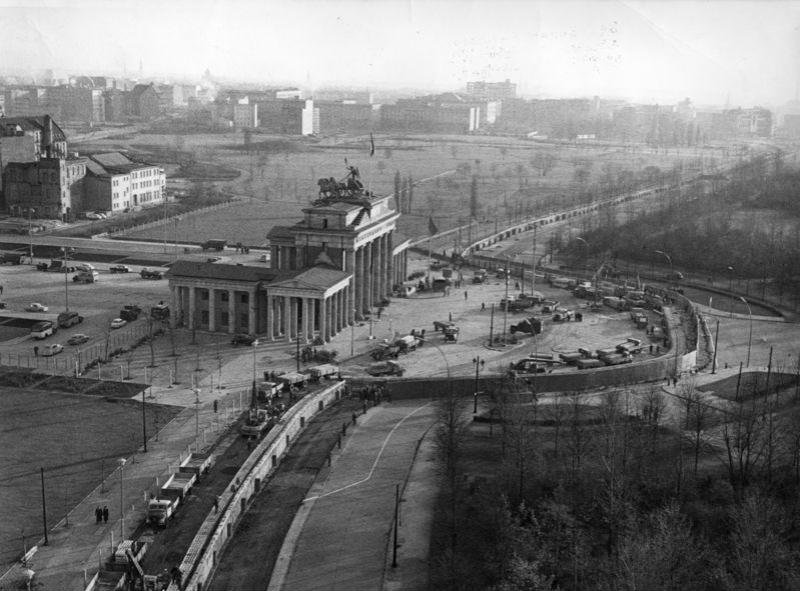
[371,343,401,361]
[433,320,455,332]
[178,453,212,480]
[443,325,459,342]
[472,269,488,284]
[150,302,170,320]
[509,316,542,335]
[147,473,196,527]
[576,358,605,369]
[541,300,559,313]
[240,408,274,439]
[308,364,338,382]
[278,371,308,389]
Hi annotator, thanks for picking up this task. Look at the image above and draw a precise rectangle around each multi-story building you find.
[47,86,105,124]
[128,84,161,120]
[466,79,517,101]
[257,99,305,134]
[316,101,374,134]
[166,168,410,341]
[302,99,320,135]
[3,156,87,220]
[314,88,372,104]
[83,152,166,214]
[0,115,68,197]
[380,93,481,134]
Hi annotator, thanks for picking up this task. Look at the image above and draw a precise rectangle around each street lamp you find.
[740,296,752,367]
[117,458,126,540]
[251,339,260,403]
[193,388,200,451]
[501,262,510,345]
[472,356,485,414]
[28,208,36,262]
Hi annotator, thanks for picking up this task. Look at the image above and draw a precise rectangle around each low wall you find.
[174,381,346,591]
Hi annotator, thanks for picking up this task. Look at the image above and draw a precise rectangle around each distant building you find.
[4,156,87,220]
[0,115,68,199]
[314,88,372,104]
[83,152,166,214]
[128,83,161,120]
[302,99,320,135]
[380,93,482,134]
[275,88,303,100]
[316,101,374,134]
[466,79,516,101]
[233,102,258,129]
[257,99,305,134]
[47,86,105,124]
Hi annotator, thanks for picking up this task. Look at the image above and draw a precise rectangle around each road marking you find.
[303,401,433,502]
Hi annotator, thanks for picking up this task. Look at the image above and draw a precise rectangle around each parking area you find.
[0,260,170,359]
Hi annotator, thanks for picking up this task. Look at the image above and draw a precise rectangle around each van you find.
[57,311,83,328]
[31,321,56,339]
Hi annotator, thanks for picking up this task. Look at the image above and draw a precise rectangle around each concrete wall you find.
[175,381,346,591]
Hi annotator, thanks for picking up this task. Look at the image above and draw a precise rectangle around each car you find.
[231,333,257,346]
[110,264,131,273]
[206,256,222,263]
[74,263,96,273]
[119,308,139,322]
[85,212,104,220]
[40,343,64,356]
[140,268,163,280]
[73,272,98,283]
[367,360,404,377]
[110,318,127,329]
[31,321,56,339]
[67,333,90,345]
[58,311,83,328]
[26,303,48,312]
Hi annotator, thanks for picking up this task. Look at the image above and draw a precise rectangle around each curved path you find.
[270,400,437,591]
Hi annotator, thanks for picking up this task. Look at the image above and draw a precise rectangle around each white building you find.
[83,152,166,214]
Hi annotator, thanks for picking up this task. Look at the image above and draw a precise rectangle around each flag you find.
[428,216,438,236]
[369,133,375,157]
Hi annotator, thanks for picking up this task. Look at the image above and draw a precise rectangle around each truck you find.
[371,343,401,361]
[443,325,459,342]
[472,269,488,284]
[146,473,196,527]
[31,320,56,339]
[558,351,584,365]
[73,271,99,283]
[257,380,282,402]
[49,259,75,273]
[0,252,23,265]
[576,358,605,370]
[509,359,548,375]
[150,302,170,320]
[201,239,228,251]
[308,364,338,382]
[602,353,633,366]
[277,371,308,389]
[178,453,212,480]
[57,311,83,328]
[395,335,419,353]
[603,296,629,311]
[367,360,404,376]
[240,408,274,439]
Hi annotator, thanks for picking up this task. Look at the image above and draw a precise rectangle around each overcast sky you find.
[2,0,799,107]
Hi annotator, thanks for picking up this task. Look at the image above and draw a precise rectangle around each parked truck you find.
[240,408,275,439]
[308,364,338,382]
[509,316,542,335]
[178,453,212,480]
[147,473,196,527]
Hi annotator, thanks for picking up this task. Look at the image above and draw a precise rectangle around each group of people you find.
[94,505,109,524]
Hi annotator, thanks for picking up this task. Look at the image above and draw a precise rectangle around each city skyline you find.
[1,0,799,107]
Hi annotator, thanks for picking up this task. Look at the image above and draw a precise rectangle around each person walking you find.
[213,497,219,513]
[102,506,109,523]
[464,290,468,301]
[33,346,38,357]
[95,506,102,524]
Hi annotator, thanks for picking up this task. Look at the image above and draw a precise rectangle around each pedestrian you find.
[673,377,678,386]
[213,399,218,413]
[481,302,486,311]
[95,506,102,523]
[464,290,468,301]
[33,346,38,357]
[649,344,653,354]
[515,281,520,290]
[352,412,357,425]
[213,497,219,513]
[102,506,109,523]
[0,284,3,295]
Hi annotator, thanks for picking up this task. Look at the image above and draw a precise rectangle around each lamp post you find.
[62,247,70,312]
[252,339,260,403]
[117,458,126,540]
[193,388,200,451]
[502,263,510,345]
[740,296,752,367]
[350,309,356,357]
[727,266,735,317]
[472,356,485,415]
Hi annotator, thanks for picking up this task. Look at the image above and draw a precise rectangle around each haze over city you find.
[2,0,799,106]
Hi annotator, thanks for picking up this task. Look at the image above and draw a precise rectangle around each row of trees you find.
[431,372,800,590]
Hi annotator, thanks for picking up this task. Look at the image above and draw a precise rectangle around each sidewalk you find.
[0,386,246,591]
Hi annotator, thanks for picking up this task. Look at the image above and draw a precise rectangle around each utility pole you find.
[530,224,537,295]
[489,303,494,346]
[40,468,48,545]
[63,247,69,312]
[502,267,509,345]
[141,388,147,453]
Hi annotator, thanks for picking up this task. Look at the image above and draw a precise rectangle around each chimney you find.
[43,114,53,158]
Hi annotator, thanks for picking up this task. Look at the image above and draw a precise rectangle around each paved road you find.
[271,400,437,591]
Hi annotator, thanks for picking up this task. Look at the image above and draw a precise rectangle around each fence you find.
[173,380,346,591]
[106,199,239,241]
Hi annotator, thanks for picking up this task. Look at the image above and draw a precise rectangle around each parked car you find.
[367,360,404,376]
[140,268,163,280]
[119,308,139,322]
[110,318,127,329]
[67,333,90,345]
[231,333,257,346]
[74,263,96,273]
[40,343,64,356]
[73,271,98,283]
[85,212,104,220]
[31,321,56,339]
[26,302,48,312]
[57,311,83,328]
[110,264,131,273]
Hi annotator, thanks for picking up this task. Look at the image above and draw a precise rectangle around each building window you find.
[240,293,248,304]
[201,290,209,301]
[201,310,209,323]
[220,292,229,302]
[221,312,228,326]
[322,218,328,228]
[240,313,248,327]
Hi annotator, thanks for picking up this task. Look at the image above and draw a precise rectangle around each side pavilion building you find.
[166,181,410,342]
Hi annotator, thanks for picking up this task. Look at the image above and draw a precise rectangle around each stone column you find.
[327,297,334,341]
[320,295,328,342]
[301,297,310,343]
[366,241,373,312]
[355,247,363,316]
[332,290,340,333]
[282,296,290,339]
[188,286,196,331]
[208,288,216,331]
[169,285,178,328]
[228,290,236,334]
[346,249,356,324]
[374,235,383,303]
[248,290,256,335]
[387,231,394,295]
[266,295,273,340]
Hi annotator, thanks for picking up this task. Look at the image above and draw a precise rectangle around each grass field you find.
[73,131,717,246]
[0,387,180,567]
